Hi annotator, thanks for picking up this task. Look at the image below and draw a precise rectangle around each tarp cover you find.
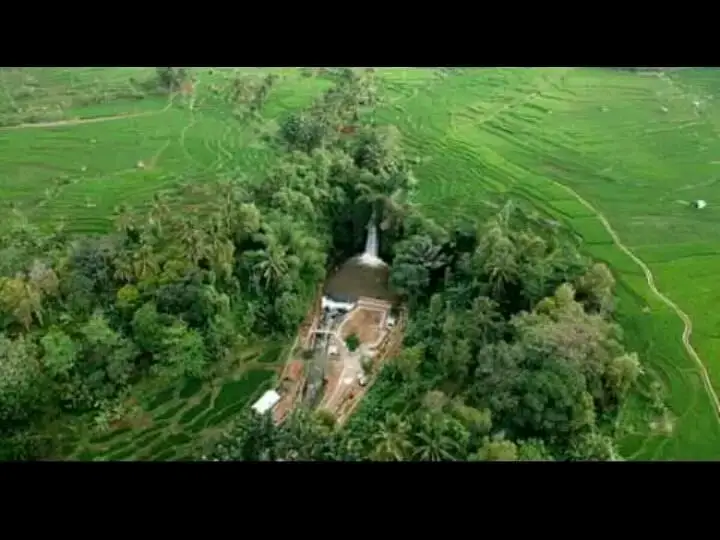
[251,390,281,414]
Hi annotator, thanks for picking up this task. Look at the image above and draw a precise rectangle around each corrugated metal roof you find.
[251,390,281,414]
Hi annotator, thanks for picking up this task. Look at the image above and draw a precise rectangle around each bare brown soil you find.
[274,379,303,423]
[287,361,303,381]
[341,308,383,344]
[180,81,195,95]
[316,359,345,412]
[335,312,407,424]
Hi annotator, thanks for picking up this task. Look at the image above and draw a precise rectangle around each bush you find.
[345,334,360,352]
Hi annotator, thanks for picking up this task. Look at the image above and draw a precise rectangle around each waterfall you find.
[365,220,379,258]
[357,213,386,267]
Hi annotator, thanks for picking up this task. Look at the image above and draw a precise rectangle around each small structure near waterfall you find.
[277,212,405,423]
[251,390,281,415]
[322,297,355,313]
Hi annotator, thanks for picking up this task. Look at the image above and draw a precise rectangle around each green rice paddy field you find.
[2,67,720,459]
[60,343,286,461]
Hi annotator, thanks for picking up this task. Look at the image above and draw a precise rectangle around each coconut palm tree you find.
[355,167,416,232]
[245,237,290,292]
[411,415,463,461]
[0,277,44,329]
[209,237,236,281]
[272,221,325,282]
[479,234,519,298]
[146,192,171,238]
[368,413,414,461]
[520,255,556,307]
[113,250,135,283]
[112,204,135,236]
[132,244,159,282]
[179,219,211,266]
[401,235,448,271]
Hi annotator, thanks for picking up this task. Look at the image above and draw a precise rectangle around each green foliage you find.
[204,76,653,462]
[207,197,652,461]
[2,67,712,461]
[372,68,720,459]
[0,69,421,459]
[345,334,360,352]
[155,68,190,92]
[40,327,78,377]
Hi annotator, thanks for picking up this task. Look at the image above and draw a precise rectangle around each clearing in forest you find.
[283,277,401,421]
[339,306,385,345]
[5,67,720,460]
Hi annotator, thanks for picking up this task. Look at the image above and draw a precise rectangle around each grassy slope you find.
[2,67,719,459]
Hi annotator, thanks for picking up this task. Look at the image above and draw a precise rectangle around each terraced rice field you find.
[373,68,720,460]
[4,67,720,459]
[0,68,329,234]
[62,343,287,460]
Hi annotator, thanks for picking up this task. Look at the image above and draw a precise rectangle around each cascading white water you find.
[357,214,386,267]
[322,211,393,303]
[365,220,379,258]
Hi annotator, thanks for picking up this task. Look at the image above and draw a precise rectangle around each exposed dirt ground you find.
[340,308,384,344]
[318,361,342,408]
[273,360,305,423]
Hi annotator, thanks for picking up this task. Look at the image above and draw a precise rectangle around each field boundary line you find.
[449,69,571,137]
[0,96,175,132]
[545,177,720,423]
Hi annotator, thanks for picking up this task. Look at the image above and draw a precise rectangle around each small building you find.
[694,199,707,209]
[251,390,281,415]
[322,296,355,313]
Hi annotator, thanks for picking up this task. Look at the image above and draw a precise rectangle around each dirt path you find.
[323,350,361,411]
[0,98,175,132]
[547,177,720,422]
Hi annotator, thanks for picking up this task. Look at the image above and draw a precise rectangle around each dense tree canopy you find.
[0,69,417,459]
[206,200,640,461]
[0,69,646,461]
[201,74,646,462]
